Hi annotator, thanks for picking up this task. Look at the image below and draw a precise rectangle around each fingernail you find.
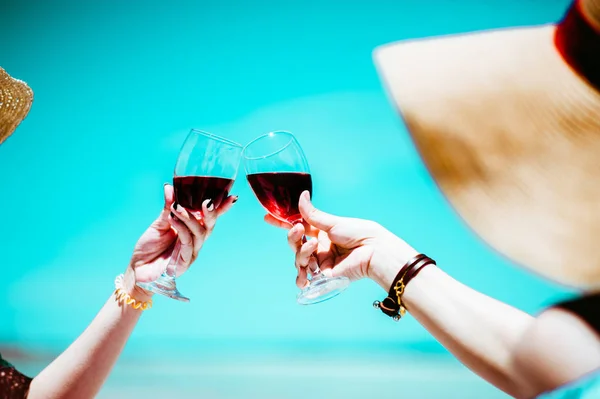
[206,199,214,212]
[173,202,182,213]
[232,196,239,204]
[163,182,169,187]
[170,211,177,219]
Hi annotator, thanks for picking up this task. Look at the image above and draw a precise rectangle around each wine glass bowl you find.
[246,172,312,224]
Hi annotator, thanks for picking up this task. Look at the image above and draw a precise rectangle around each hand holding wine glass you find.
[136,129,243,302]
[126,183,238,299]
[264,191,420,292]
[244,130,350,304]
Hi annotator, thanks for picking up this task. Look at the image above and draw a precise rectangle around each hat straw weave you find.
[0,67,33,145]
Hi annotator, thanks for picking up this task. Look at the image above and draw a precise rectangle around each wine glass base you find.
[296,276,350,305]
[136,279,190,303]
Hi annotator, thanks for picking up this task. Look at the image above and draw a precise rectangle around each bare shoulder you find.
[514,307,600,396]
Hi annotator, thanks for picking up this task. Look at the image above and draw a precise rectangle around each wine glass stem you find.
[166,240,181,279]
[301,235,326,281]
[151,240,181,290]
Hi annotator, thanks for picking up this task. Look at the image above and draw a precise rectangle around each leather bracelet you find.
[373,254,436,321]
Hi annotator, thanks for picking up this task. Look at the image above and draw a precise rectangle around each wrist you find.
[371,261,403,292]
[372,252,437,320]
[127,285,154,303]
[123,269,154,302]
[369,234,420,291]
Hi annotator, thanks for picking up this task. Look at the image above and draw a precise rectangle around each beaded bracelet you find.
[373,254,436,321]
[114,274,153,311]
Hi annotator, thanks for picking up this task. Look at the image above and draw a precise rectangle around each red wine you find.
[173,176,234,212]
[247,172,313,222]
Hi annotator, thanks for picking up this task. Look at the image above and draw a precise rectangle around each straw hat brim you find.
[374,24,600,289]
[0,67,33,145]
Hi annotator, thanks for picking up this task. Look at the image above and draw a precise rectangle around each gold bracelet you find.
[114,274,153,311]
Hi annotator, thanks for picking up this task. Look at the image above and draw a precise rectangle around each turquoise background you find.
[0,0,574,397]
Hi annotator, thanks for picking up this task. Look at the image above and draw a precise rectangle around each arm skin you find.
[277,192,600,398]
[27,290,151,399]
[374,261,600,398]
[378,264,535,397]
[25,185,238,399]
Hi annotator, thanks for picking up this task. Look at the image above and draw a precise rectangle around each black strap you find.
[374,254,436,321]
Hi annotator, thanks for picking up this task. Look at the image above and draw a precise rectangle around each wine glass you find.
[137,129,243,302]
[243,130,350,305]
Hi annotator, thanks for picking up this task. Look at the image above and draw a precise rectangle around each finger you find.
[287,223,305,251]
[172,203,206,258]
[169,212,195,264]
[306,255,324,279]
[217,195,239,217]
[201,199,218,235]
[314,237,335,273]
[264,214,293,229]
[295,239,318,271]
[172,203,205,237]
[263,213,321,238]
[295,239,319,289]
[296,265,309,289]
[298,191,340,233]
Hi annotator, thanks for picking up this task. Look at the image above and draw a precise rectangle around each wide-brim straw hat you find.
[0,67,33,145]
[374,0,600,290]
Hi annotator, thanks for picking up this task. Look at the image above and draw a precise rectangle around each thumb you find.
[299,191,339,232]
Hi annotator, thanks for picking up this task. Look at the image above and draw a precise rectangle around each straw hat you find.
[0,67,33,144]
[374,0,600,290]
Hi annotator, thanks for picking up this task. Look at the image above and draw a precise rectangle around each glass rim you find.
[189,128,243,148]
[242,130,296,161]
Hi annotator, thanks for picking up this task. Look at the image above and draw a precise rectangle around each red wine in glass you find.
[243,131,350,305]
[136,129,243,302]
[246,172,312,223]
[173,175,235,215]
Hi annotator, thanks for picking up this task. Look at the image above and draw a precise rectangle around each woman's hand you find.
[124,183,237,299]
[265,191,417,290]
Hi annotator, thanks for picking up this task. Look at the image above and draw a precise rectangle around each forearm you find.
[27,294,145,399]
[373,264,534,397]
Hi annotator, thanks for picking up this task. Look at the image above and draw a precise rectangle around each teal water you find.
[16,357,510,399]
[7,340,512,397]
[14,349,511,399]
